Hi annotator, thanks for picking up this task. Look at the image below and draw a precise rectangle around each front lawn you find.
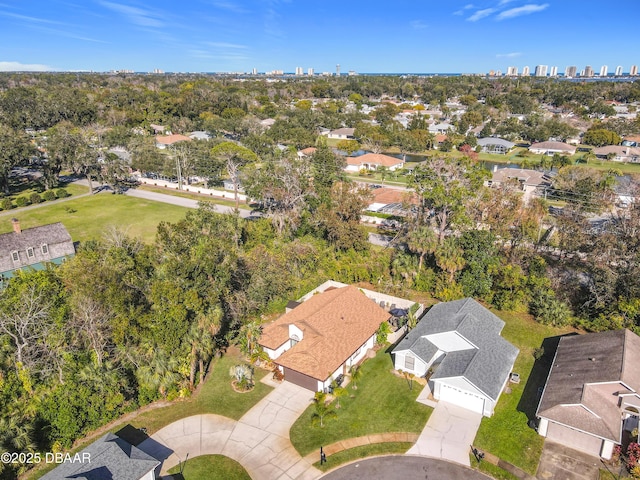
[129,350,273,434]
[473,309,575,474]
[167,454,251,480]
[0,194,189,243]
[289,348,432,457]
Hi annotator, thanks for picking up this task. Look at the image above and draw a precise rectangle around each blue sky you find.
[0,0,637,73]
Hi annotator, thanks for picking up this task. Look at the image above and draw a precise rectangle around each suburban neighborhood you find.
[0,68,639,480]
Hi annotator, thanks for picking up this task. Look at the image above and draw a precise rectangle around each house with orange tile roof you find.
[259,282,414,391]
[155,134,192,149]
[345,153,404,173]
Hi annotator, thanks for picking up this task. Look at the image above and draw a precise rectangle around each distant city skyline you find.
[0,0,638,73]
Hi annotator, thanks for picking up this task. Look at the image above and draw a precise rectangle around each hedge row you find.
[1,189,70,211]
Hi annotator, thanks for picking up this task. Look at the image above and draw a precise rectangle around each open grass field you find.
[289,348,432,457]
[473,309,576,474]
[0,193,189,244]
[167,454,251,480]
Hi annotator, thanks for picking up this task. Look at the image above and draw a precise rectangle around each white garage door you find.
[439,383,485,415]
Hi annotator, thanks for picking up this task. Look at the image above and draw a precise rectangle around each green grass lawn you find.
[314,442,413,472]
[289,348,432,457]
[0,194,189,244]
[167,454,251,480]
[128,351,273,434]
[473,309,575,475]
[468,455,520,480]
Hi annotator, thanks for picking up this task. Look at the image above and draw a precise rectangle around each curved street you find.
[319,455,491,480]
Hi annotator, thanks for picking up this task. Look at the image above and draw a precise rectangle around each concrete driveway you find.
[407,401,482,466]
[536,441,600,480]
[139,381,321,480]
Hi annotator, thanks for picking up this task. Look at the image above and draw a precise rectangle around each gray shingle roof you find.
[0,222,75,275]
[537,329,640,441]
[393,298,519,401]
[477,137,515,149]
[41,433,159,480]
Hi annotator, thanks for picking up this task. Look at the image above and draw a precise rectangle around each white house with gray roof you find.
[41,433,159,480]
[392,298,519,417]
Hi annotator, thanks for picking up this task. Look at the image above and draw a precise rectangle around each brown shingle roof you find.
[371,187,418,205]
[529,141,575,152]
[155,134,192,145]
[537,329,640,441]
[259,285,390,381]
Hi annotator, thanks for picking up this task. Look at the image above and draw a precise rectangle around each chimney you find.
[11,218,21,234]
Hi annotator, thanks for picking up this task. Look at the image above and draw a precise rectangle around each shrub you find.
[15,197,29,207]
[29,193,42,204]
[0,198,12,211]
[56,188,70,198]
[43,190,56,201]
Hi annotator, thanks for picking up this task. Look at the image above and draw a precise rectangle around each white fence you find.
[136,177,248,202]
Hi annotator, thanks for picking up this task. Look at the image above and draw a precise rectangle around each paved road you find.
[139,381,321,480]
[124,188,252,218]
[320,455,491,480]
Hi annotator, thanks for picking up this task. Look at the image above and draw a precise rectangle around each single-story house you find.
[487,167,552,194]
[150,124,166,134]
[477,137,515,155]
[428,123,455,135]
[593,145,640,163]
[259,282,413,391]
[345,153,404,172]
[0,219,75,283]
[297,147,317,158]
[41,432,160,480]
[155,134,192,149]
[622,135,640,147]
[536,329,640,459]
[392,298,519,417]
[189,131,211,141]
[366,187,418,214]
[327,127,356,140]
[529,141,576,156]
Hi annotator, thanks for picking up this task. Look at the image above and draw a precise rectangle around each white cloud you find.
[410,20,427,29]
[454,4,475,15]
[467,8,496,21]
[0,10,63,25]
[0,61,55,71]
[99,1,163,28]
[210,1,249,14]
[205,41,247,49]
[496,52,522,58]
[497,3,549,20]
[498,0,516,5]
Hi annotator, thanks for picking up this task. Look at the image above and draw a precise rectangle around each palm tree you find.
[186,308,221,389]
[406,225,437,274]
[435,238,466,282]
[349,365,362,390]
[332,386,347,409]
[137,350,180,398]
[311,392,337,427]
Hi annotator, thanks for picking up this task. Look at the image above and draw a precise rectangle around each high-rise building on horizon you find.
[550,66,558,77]
[507,66,518,76]
[252,67,257,75]
[336,64,340,76]
[534,65,548,77]
[295,66,303,76]
[615,66,623,76]
[584,65,594,77]
[599,65,608,77]
[565,65,577,77]
[631,65,639,76]
[307,67,314,76]
[522,66,530,76]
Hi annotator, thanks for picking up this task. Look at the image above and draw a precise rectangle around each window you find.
[41,244,48,255]
[11,251,19,262]
[405,355,415,370]
[290,334,300,348]
[27,247,34,258]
